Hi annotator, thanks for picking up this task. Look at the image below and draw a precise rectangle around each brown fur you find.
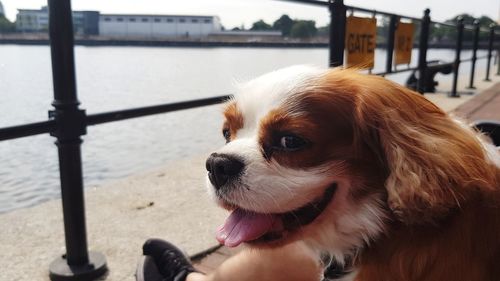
[356,189,500,281]
[320,70,500,280]
[208,69,500,281]
[222,102,244,141]
[323,71,499,223]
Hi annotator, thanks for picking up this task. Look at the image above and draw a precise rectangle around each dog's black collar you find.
[282,183,338,230]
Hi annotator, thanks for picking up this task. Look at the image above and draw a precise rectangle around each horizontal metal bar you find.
[346,5,421,21]
[277,0,328,7]
[281,0,500,35]
[432,22,499,35]
[281,0,495,32]
[0,96,232,141]
[86,95,231,126]
[280,0,421,21]
[0,120,56,141]
[282,0,500,36]
[432,21,456,28]
[373,66,419,76]
[476,26,496,34]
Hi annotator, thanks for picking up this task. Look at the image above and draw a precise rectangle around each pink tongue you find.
[216,209,278,247]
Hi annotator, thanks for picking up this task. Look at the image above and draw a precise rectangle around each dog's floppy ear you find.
[352,75,497,224]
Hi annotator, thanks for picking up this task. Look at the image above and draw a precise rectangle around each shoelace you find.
[159,250,195,279]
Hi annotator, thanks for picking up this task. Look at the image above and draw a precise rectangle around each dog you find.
[205,66,500,281]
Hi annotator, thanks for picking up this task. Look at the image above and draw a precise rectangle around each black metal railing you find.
[0,0,499,280]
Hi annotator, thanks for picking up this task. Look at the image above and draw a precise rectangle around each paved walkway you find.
[0,156,227,281]
[453,82,500,121]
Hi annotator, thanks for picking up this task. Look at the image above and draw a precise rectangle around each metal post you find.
[47,0,107,280]
[385,15,398,74]
[450,17,464,97]
[467,20,480,89]
[497,48,500,75]
[328,0,346,67]
[417,9,430,94]
[484,24,495,81]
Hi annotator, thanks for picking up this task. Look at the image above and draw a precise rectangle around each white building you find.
[16,7,49,31]
[99,14,222,38]
[16,6,99,34]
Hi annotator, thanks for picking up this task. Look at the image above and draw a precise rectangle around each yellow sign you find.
[345,16,377,69]
[394,22,414,65]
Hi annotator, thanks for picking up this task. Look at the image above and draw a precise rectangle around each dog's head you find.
[205,66,497,259]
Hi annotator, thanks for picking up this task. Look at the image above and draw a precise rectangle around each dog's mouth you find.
[216,183,337,247]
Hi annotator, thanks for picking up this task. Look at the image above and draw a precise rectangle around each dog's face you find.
[206,66,497,260]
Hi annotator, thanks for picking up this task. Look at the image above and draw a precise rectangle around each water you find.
[0,45,489,213]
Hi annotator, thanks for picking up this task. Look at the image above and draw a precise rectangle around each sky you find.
[2,0,499,29]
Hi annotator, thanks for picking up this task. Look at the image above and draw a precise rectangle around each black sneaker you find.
[136,255,163,281]
[136,238,197,281]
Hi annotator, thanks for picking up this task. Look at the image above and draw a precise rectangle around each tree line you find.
[0,14,16,33]
[242,15,326,38]
[430,14,496,42]
[246,13,496,41]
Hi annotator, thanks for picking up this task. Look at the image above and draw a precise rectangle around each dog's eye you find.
[278,135,307,151]
[222,128,231,143]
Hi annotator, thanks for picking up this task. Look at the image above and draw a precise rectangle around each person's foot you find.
[136,255,164,281]
[137,238,197,281]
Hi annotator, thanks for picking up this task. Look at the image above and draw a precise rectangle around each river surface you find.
[0,45,489,213]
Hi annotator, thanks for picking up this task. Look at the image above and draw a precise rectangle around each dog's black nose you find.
[206,153,244,189]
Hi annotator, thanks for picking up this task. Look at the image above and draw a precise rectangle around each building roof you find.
[100,14,219,20]
[17,9,46,13]
[18,5,48,12]
[0,1,4,16]
[17,6,97,13]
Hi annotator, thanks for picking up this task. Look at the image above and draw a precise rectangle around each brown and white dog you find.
[205,66,500,281]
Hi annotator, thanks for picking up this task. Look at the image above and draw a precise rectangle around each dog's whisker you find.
[256,188,282,210]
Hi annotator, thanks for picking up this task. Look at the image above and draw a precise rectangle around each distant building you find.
[16,6,99,35]
[16,7,48,31]
[0,1,5,17]
[15,7,223,38]
[99,14,222,38]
